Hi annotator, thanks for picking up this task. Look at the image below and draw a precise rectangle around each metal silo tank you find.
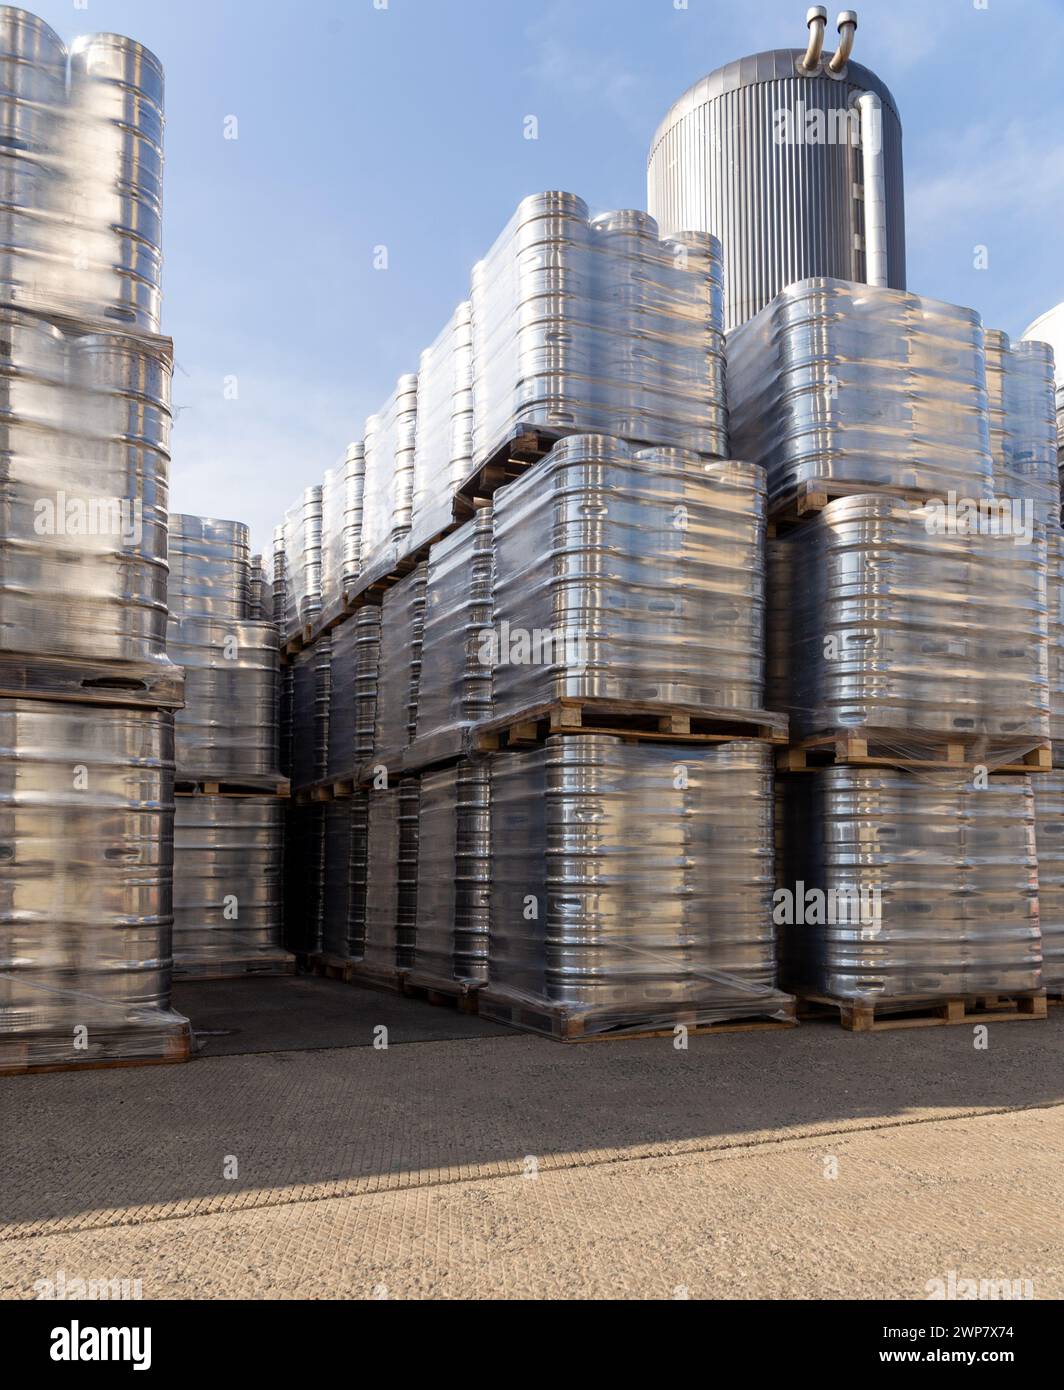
[1022,302,1064,465]
[647,12,906,331]
[1022,303,1064,388]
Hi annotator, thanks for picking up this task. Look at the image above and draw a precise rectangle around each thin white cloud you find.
[524,0,645,129]
[908,122,1064,229]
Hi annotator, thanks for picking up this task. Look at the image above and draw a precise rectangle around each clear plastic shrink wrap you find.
[1032,775,1064,992]
[173,797,289,976]
[167,515,250,622]
[413,510,493,754]
[291,638,331,790]
[0,700,189,1069]
[0,15,166,332]
[320,442,365,615]
[0,315,175,673]
[777,770,1043,1002]
[410,303,474,553]
[372,564,427,766]
[470,193,728,467]
[281,486,323,640]
[360,780,420,975]
[411,762,490,986]
[167,618,280,779]
[247,553,273,623]
[727,279,995,507]
[327,608,380,780]
[768,495,1050,761]
[984,331,1060,529]
[490,435,767,721]
[360,374,418,577]
[321,793,370,963]
[486,737,792,1037]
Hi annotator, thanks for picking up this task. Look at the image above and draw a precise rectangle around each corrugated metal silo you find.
[647,9,905,331]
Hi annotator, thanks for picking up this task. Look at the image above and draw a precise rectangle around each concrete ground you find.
[2,978,1062,1300]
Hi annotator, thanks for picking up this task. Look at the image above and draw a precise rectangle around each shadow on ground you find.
[2,976,1062,1232]
[175,976,510,1054]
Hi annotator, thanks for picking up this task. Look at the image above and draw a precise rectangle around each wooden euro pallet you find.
[767,479,942,534]
[402,971,484,1016]
[798,991,1048,1032]
[456,424,567,506]
[474,697,788,752]
[779,731,1052,774]
[173,955,296,982]
[176,774,291,798]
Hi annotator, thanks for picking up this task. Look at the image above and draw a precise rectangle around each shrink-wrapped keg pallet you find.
[166,516,291,979]
[768,494,1053,774]
[172,796,293,981]
[0,308,183,710]
[777,768,1048,1032]
[479,737,794,1041]
[287,503,473,658]
[293,564,424,800]
[0,700,192,1075]
[0,17,167,334]
[727,280,997,518]
[284,189,730,657]
[470,433,787,754]
[397,761,490,1012]
[341,780,420,994]
[403,509,494,775]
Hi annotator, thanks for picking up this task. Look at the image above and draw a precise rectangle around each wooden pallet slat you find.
[176,774,291,798]
[475,697,788,752]
[768,479,942,534]
[306,952,357,983]
[780,730,1052,775]
[456,425,564,506]
[402,972,484,1016]
[799,990,1048,1032]
[174,956,296,982]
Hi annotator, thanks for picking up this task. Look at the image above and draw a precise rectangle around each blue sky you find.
[32,0,1064,552]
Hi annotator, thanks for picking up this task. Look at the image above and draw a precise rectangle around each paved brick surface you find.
[2,983,1062,1299]
[2,1108,1059,1300]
